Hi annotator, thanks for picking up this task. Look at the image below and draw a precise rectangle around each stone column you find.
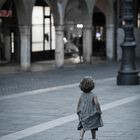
[83,25,92,63]
[106,24,115,60]
[19,25,31,71]
[4,28,11,62]
[55,25,64,68]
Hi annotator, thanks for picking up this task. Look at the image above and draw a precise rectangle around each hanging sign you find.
[0,10,12,17]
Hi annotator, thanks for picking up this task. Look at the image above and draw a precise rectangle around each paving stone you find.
[0,61,140,140]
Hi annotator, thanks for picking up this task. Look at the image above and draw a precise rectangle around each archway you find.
[64,0,89,64]
[31,0,55,62]
[92,6,106,60]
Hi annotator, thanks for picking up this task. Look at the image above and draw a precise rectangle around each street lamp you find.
[117,0,139,85]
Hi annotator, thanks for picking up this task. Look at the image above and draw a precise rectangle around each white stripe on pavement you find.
[0,94,140,140]
[0,77,115,100]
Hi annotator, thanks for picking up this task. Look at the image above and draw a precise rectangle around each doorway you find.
[92,7,106,59]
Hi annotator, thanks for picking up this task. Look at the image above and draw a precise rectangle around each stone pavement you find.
[0,61,140,140]
[0,61,119,96]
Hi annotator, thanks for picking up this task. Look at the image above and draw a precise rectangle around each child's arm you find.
[77,97,81,114]
[93,96,102,114]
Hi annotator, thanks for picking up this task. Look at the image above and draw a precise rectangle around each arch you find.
[95,0,114,24]
[64,0,90,25]
[94,0,115,60]
[93,6,106,26]
[62,0,90,64]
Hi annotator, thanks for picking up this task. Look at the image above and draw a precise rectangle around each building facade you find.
[0,0,140,71]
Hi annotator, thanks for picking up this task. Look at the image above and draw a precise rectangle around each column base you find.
[20,65,31,72]
[117,71,139,85]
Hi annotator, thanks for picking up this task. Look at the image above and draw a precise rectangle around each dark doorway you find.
[92,7,106,59]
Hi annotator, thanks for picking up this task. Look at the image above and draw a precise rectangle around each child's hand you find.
[96,106,102,114]
[98,110,102,114]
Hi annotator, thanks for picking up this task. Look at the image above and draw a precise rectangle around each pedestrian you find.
[77,76,103,140]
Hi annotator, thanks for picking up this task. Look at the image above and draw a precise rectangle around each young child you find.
[77,77,103,140]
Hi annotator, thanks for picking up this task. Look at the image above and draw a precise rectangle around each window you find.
[32,6,44,52]
[32,6,55,52]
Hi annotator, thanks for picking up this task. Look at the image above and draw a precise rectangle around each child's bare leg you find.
[91,129,96,139]
[80,128,85,139]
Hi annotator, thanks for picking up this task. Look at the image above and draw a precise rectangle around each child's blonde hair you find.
[79,76,95,93]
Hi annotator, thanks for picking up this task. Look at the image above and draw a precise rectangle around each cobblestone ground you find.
[0,60,140,140]
[0,61,119,96]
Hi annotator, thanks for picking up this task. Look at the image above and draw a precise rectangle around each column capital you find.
[19,25,30,29]
[83,25,93,30]
[106,24,114,28]
[19,25,31,36]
